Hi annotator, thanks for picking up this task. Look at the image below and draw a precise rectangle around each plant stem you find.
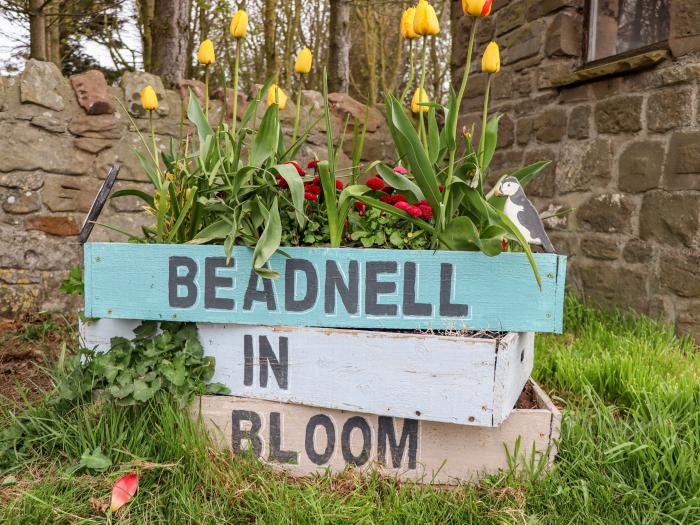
[149,110,158,175]
[232,40,240,135]
[418,36,427,149]
[292,76,302,145]
[204,66,209,121]
[441,19,478,227]
[479,75,492,171]
[399,40,415,105]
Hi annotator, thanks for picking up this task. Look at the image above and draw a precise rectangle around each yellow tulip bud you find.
[482,41,500,74]
[140,85,158,111]
[267,84,288,110]
[295,48,312,74]
[400,8,418,39]
[197,39,215,65]
[411,88,429,113]
[413,0,440,36]
[461,0,493,17]
[230,10,248,38]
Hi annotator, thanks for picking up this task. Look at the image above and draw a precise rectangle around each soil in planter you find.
[374,327,506,341]
[515,380,538,409]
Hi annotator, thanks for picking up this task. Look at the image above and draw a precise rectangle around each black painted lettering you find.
[305,415,336,465]
[341,416,372,466]
[269,412,298,464]
[243,334,254,386]
[325,260,359,314]
[402,262,432,317]
[285,259,318,312]
[365,261,398,316]
[231,410,262,456]
[439,263,469,317]
[259,336,288,389]
[377,417,418,469]
[204,257,234,310]
[243,269,277,311]
[168,256,197,308]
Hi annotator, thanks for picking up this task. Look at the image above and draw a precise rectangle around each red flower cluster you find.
[307,159,320,170]
[354,201,366,215]
[393,198,433,219]
[336,179,344,190]
[393,165,408,175]
[304,192,318,201]
[276,175,288,188]
[366,177,385,191]
[284,161,305,176]
[380,194,407,205]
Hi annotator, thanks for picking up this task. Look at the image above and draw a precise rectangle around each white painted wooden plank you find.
[493,332,535,425]
[192,382,559,484]
[81,319,535,427]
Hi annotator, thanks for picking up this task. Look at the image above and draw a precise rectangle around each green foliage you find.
[348,207,430,249]
[59,265,83,296]
[55,321,229,408]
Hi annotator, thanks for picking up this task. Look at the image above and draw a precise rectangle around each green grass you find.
[1,297,699,524]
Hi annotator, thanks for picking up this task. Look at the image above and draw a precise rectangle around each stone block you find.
[497,114,515,148]
[489,150,523,177]
[665,131,700,190]
[502,22,543,65]
[68,113,125,139]
[660,251,700,298]
[2,190,41,214]
[495,1,525,36]
[327,92,383,133]
[25,215,80,236]
[70,70,115,115]
[516,116,534,145]
[0,122,92,175]
[522,148,556,197]
[622,239,653,264]
[618,140,664,192]
[595,95,643,133]
[120,71,169,117]
[640,191,700,247]
[669,0,700,56]
[0,224,79,271]
[0,171,45,191]
[567,105,590,139]
[580,236,620,260]
[492,70,513,99]
[577,193,635,233]
[545,12,582,57]
[464,73,489,99]
[20,59,65,111]
[579,263,649,313]
[533,108,567,142]
[647,88,692,132]
[541,202,570,230]
[74,137,113,154]
[177,79,206,105]
[110,181,153,212]
[677,301,700,343]
[513,71,534,97]
[30,113,67,133]
[557,139,611,192]
[42,174,102,212]
[526,0,581,20]
[95,134,165,183]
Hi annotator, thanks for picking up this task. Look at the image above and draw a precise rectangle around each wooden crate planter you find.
[81,319,534,426]
[190,380,560,484]
[84,243,567,333]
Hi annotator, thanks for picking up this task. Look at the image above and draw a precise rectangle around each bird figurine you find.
[495,176,555,253]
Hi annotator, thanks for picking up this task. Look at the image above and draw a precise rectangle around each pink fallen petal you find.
[110,472,138,512]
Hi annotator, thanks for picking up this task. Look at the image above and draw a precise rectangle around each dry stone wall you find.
[0,60,394,318]
[451,0,700,341]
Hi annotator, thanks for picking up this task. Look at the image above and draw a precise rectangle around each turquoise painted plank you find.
[83,243,567,333]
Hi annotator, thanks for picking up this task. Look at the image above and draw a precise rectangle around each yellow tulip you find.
[413,0,440,36]
[140,85,158,111]
[411,88,429,113]
[461,0,493,17]
[267,84,288,109]
[230,10,248,38]
[197,39,215,65]
[482,41,500,74]
[295,48,312,74]
[400,8,418,39]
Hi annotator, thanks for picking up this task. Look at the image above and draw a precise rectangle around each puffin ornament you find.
[496,176,555,253]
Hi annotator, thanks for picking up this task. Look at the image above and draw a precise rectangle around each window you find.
[586,0,670,62]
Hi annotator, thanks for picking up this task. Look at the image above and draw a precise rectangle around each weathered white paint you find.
[191,381,560,484]
[81,319,534,426]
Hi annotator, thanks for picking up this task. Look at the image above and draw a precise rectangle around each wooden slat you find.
[192,382,560,484]
[84,243,567,333]
[80,319,534,426]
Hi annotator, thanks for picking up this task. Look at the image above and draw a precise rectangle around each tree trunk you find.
[263,0,279,81]
[29,0,47,61]
[139,0,155,71]
[46,2,61,68]
[328,0,350,93]
[150,0,190,87]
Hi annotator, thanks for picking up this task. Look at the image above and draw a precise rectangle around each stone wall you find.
[451,0,700,341]
[0,60,394,318]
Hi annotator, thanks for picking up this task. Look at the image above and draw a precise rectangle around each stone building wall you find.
[0,60,394,318]
[451,0,700,341]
